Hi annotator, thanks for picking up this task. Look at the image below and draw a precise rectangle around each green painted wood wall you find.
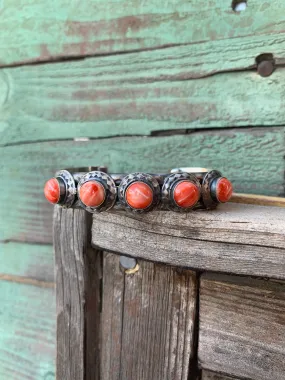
[0,0,284,378]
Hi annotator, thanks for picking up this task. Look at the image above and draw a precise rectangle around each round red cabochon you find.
[79,181,106,207]
[44,178,60,204]
[126,182,153,209]
[173,181,200,208]
[216,178,233,203]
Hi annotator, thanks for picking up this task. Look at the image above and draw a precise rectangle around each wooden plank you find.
[1,0,285,66]
[100,253,124,380]
[101,253,198,380]
[53,206,100,380]
[2,58,285,145]
[199,274,285,380]
[92,203,285,279]
[231,193,285,207]
[1,128,284,244]
[85,244,102,380]
[0,241,53,282]
[202,370,242,380]
[0,280,55,380]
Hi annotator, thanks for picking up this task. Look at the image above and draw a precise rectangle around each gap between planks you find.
[1,125,282,148]
[1,39,285,76]
[0,43,254,72]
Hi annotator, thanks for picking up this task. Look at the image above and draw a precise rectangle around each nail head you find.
[257,60,274,77]
[120,256,138,273]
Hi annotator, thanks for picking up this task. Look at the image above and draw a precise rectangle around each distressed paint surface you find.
[1,60,285,145]
[0,280,55,380]
[0,241,55,379]
[0,242,54,282]
[0,0,285,65]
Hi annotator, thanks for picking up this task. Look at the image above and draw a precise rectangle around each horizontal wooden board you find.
[92,203,285,279]
[1,0,285,66]
[0,280,55,380]
[101,253,197,380]
[1,57,285,144]
[1,129,284,244]
[231,193,285,208]
[0,242,54,282]
[199,274,285,380]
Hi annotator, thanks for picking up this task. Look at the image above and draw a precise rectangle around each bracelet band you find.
[44,167,233,214]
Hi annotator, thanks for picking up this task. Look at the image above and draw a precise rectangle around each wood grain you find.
[2,58,285,144]
[1,0,285,66]
[202,370,242,380]
[231,193,285,207]
[1,128,284,244]
[100,253,198,380]
[0,241,54,282]
[0,280,55,380]
[100,253,125,380]
[92,203,285,279]
[53,206,100,380]
[85,245,102,380]
[199,274,285,380]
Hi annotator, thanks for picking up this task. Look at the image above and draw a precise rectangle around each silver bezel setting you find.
[55,169,77,208]
[118,172,161,213]
[162,172,201,212]
[201,170,222,209]
[77,171,117,213]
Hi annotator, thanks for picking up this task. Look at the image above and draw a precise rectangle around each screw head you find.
[257,60,274,77]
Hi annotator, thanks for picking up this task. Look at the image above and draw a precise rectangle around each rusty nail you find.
[257,60,275,77]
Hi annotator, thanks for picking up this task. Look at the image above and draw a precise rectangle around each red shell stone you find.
[126,182,153,209]
[173,181,200,208]
[79,181,106,207]
[216,177,233,203]
[44,178,60,204]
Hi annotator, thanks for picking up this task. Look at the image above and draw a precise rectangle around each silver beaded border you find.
[118,172,161,213]
[55,170,77,208]
[77,171,117,213]
[162,172,201,212]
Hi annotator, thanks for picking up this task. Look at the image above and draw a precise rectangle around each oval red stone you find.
[79,181,106,207]
[44,178,60,204]
[216,177,233,203]
[173,181,200,208]
[126,182,153,209]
